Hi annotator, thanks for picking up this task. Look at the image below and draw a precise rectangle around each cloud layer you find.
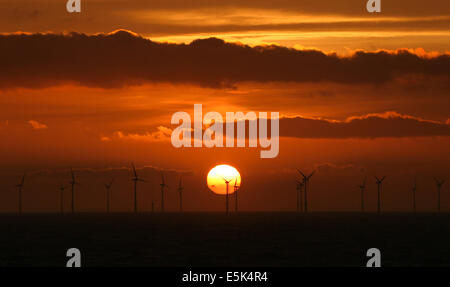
[279,112,450,138]
[106,111,450,140]
[0,30,449,89]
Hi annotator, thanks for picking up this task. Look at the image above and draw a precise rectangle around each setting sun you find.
[207,164,241,195]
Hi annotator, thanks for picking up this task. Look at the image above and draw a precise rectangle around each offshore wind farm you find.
[0,163,449,266]
[0,0,449,269]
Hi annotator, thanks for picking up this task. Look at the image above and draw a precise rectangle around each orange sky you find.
[0,0,449,212]
[1,0,449,54]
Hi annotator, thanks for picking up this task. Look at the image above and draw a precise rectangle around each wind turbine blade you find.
[308,170,316,178]
[296,169,306,178]
[381,176,386,182]
[131,163,138,178]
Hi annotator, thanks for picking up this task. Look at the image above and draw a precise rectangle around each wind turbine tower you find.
[16,173,26,214]
[105,178,114,213]
[222,177,232,214]
[160,172,169,212]
[359,178,366,212]
[296,180,304,212]
[69,168,80,213]
[131,163,145,213]
[297,169,315,213]
[234,178,240,212]
[434,178,445,213]
[375,176,386,213]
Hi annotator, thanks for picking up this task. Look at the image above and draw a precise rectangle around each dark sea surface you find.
[0,212,449,267]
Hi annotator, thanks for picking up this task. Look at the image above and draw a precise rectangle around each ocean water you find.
[0,212,449,267]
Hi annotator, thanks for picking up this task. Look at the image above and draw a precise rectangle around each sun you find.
[207,164,241,195]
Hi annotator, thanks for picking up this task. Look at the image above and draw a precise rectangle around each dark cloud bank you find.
[279,114,450,139]
[201,112,450,139]
[0,30,449,89]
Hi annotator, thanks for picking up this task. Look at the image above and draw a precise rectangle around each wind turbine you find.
[412,179,417,213]
[358,177,367,212]
[105,178,114,213]
[178,176,183,212]
[131,163,145,213]
[16,173,26,214]
[234,178,240,212]
[160,172,169,213]
[297,169,315,213]
[222,177,232,214]
[434,178,445,213]
[59,183,66,214]
[295,180,304,212]
[375,176,386,213]
[69,168,80,213]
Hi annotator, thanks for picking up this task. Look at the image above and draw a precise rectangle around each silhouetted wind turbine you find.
[222,177,232,214]
[295,180,304,212]
[412,179,417,213]
[16,173,26,214]
[59,183,66,214]
[178,176,183,212]
[297,169,315,213]
[69,168,80,213]
[160,172,169,213]
[234,178,240,212]
[375,176,386,213]
[105,178,114,213]
[358,177,367,212]
[131,163,145,213]
[434,178,445,213]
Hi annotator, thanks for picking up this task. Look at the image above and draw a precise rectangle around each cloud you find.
[112,111,450,141]
[344,111,441,124]
[0,30,448,89]
[279,112,450,138]
[28,120,47,130]
[111,126,172,142]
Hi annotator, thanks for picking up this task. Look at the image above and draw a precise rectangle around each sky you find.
[0,0,449,212]
[1,0,450,53]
